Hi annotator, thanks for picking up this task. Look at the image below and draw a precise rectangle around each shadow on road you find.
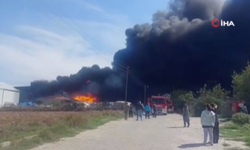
[178,143,204,148]
[167,126,184,128]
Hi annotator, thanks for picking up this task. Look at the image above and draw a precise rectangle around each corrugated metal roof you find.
[0,82,20,92]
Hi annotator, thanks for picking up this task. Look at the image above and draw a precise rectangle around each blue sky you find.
[0,0,168,86]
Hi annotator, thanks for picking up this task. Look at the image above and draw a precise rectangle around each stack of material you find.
[113,101,131,110]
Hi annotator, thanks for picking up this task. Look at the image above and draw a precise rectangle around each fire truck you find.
[147,95,174,115]
[232,101,242,113]
[232,101,248,114]
[166,98,174,113]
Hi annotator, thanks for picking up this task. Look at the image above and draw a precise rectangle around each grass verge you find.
[221,122,250,148]
[0,110,123,150]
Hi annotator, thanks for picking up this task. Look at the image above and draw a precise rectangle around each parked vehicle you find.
[148,96,168,115]
[232,101,248,114]
[232,101,243,113]
[166,99,174,113]
[113,101,131,110]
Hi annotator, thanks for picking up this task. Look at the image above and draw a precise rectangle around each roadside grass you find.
[221,122,250,148]
[0,110,123,150]
[219,115,232,123]
[226,147,250,150]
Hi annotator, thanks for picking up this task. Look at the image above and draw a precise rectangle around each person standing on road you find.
[136,101,144,121]
[182,102,190,127]
[129,104,134,118]
[201,104,216,146]
[152,103,157,118]
[210,103,219,144]
[123,102,129,119]
[144,103,151,119]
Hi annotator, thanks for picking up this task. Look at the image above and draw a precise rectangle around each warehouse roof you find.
[0,82,20,92]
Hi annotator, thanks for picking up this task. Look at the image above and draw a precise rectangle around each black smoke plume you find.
[31,0,250,102]
[31,65,127,101]
[114,0,250,92]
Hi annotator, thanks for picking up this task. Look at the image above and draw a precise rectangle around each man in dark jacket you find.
[211,103,219,143]
[152,103,157,118]
[129,104,134,118]
[123,102,129,120]
[136,101,144,121]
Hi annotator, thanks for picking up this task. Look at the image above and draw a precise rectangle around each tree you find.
[171,90,188,101]
[193,84,228,116]
[171,90,194,110]
[178,91,194,104]
[232,63,250,101]
[197,84,228,100]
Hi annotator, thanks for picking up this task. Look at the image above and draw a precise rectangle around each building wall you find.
[19,92,31,102]
[0,90,3,107]
[15,86,32,102]
[0,89,20,107]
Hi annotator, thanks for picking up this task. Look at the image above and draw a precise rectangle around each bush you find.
[192,97,222,117]
[191,84,228,117]
[232,113,250,124]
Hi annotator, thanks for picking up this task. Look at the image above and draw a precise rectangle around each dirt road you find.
[30,114,225,150]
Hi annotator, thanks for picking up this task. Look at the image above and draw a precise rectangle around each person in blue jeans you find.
[144,103,151,119]
[136,101,144,121]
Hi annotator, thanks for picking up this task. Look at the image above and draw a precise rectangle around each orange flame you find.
[73,93,97,103]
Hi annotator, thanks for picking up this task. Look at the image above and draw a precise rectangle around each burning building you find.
[29,0,250,104]
[72,93,97,103]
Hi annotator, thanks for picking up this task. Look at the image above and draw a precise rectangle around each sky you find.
[0,0,168,86]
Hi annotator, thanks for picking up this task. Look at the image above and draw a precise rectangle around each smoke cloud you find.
[114,0,250,92]
[84,81,100,95]
[104,74,123,88]
[31,0,250,102]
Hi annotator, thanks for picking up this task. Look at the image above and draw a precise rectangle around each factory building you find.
[0,82,20,107]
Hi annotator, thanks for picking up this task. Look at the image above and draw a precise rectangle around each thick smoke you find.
[84,81,100,95]
[31,0,250,102]
[104,74,123,88]
[31,65,125,101]
[114,0,250,93]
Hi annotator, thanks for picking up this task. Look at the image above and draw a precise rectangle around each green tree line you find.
[171,62,250,116]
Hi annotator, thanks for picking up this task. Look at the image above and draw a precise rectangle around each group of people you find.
[200,103,219,145]
[127,100,221,145]
[182,102,219,146]
[127,101,157,121]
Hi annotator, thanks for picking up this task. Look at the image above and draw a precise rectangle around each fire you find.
[73,93,97,103]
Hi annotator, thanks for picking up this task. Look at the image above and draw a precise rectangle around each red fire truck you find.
[147,95,174,115]
[232,101,248,113]
[232,101,242,113]
[166,98,174,113]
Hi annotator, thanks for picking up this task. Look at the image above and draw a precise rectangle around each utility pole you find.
[124,66,129,120]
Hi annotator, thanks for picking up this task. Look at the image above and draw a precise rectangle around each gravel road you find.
[30,114,225,150]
